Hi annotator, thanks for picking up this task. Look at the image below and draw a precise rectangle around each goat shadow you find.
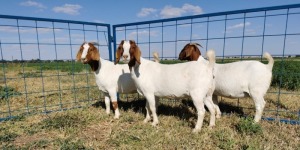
[91,98,245,120]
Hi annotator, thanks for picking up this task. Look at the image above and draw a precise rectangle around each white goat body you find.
[197,51,274,122]
[121,40,217,132]
[77,42,136,119]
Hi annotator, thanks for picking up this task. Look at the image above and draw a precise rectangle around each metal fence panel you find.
[0,15,112,121]
[113,4,300,124]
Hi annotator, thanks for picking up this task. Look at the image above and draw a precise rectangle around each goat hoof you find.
[192,129,200,133]
[114,115,120,119]
[143,117,151,123]
[151,122,158,127]
[208,125,215,130]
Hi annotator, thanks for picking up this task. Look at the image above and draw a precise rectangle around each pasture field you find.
[0,98,299,149]
[0,57,299,149]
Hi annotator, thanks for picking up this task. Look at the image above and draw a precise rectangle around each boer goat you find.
[76,42,137,119]
[178,43,274,122]
[115,40,216,132]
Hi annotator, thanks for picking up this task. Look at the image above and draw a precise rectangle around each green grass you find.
[0,99,299,149]
[0,86,22,100]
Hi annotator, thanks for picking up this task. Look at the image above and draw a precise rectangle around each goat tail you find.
[263,52,274,71]
[153,52,160,63]
[206,49,216,68]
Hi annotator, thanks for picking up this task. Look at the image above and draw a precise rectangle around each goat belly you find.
[153,91,190,99]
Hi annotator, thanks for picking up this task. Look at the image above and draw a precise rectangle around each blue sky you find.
[0,0,299,24]
[0,1,300,60]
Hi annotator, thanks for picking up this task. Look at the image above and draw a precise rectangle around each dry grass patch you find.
[2,99,299,149]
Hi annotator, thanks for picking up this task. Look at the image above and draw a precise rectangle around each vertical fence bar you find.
[222,15,228,62]
[276,8,290,117]
[16,19,30,114]
[205,17,209,52]
[82,24,91,105]
[51,22,63,111]
[190,19,193,43]
[67,23,77,107]
[148,24,150,60]
[35,21,47,113]
[175,20,178,58]
[260,11,267,61]
[240,13,246,60]
[0,40,12,118]
[107,25,113,61]
[161,22,164,59]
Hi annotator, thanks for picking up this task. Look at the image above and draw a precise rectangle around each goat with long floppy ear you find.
[128,40,141,67]
[178,43,202,61]
[88,42,100,61]
[115,40,125,64]
[76,42,100,63]
[178,42,274,123]
[75,41,137,119]
[76,43,84,62]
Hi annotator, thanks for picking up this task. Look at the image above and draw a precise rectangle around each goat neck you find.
[88,59,100,72]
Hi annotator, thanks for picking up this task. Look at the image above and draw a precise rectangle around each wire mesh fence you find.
[0,4,299,124]
[0,15,112,121]
[112,4,300,124]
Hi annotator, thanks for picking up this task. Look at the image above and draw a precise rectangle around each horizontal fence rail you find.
[113,4,300,124]
[0,15,112,121]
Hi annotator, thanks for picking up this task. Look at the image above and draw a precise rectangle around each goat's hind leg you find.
[213,95,222,118]
[204,95,216,128]
[190,91,206,133]
[251,93,266,123]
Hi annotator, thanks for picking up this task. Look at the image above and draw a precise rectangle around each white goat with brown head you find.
[116,40,217,132]
[76,42,137,119]
[178,43,274,122]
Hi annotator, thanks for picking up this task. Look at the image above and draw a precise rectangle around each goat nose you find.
[123,55,128,59]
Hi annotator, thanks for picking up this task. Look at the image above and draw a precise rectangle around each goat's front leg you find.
[143,101,151,123]
[144,94,158,126]
[104,94,111,115]
[109,92,120,119]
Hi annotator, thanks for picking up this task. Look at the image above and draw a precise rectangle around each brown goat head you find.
[128,40,141,69]
[115,40,141,67]
[178,43,202,61]
[76,42,100,64]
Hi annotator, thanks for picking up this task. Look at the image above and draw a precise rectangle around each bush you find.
[236,117,262,135]
[0,86,22,100]
[271,60,300,91]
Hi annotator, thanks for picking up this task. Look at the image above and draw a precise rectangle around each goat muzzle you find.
[81,58,88,64]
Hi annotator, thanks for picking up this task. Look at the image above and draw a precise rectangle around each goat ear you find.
[90,44,100,61]
[130,40,141,64]
[128,40,141,69]
[115,40,124,64]
[185,46,194,57]
[76,45,83,62]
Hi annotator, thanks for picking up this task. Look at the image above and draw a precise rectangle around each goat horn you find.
[189,43,203,48]
[90,42,100,46]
